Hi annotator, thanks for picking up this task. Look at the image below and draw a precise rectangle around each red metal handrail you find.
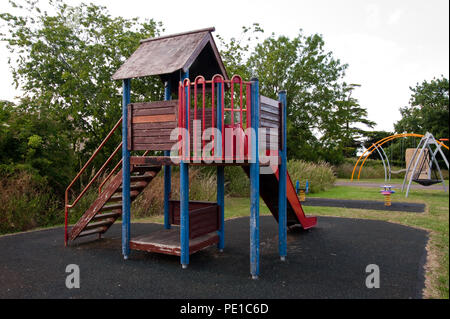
[179,75,252,162]
[98,150,151,194]
[64,117,123,246]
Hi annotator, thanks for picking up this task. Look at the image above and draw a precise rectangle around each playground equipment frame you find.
[351,133,449,182]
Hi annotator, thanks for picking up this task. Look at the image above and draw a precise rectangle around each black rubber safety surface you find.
[0,216,428,299]
[302,198,426,213]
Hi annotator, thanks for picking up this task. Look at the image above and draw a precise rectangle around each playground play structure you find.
[351,133,449,197]
[64,27,317,279]
[296,179,309,202]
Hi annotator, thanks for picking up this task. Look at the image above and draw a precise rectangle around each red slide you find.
[243,166,317,229]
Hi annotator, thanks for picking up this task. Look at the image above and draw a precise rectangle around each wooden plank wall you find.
[128,100,178,151]
[169,200,220,239]
[259,95,281,151]
[128,100,215,152]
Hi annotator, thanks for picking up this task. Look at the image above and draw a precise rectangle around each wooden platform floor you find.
[129,227,219,256]
[130,155,278,167]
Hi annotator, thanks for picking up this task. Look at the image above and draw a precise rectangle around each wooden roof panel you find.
[112,28,227,81]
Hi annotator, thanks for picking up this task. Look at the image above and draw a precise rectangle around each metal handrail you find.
[64,117,123,246]
[98,158,123,194]
[98,150,151,194]
[179,75,252,162]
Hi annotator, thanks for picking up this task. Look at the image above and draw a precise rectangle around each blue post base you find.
[164,150,171,230]
[180,162,189,267]
[217,166,225,250]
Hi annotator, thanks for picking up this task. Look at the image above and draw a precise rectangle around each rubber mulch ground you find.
[302,198,426,213]
[0,216,428,299]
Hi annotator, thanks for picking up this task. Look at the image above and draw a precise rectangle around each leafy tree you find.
[0,0,164,167]
[395,76,449,138]
[361,130,394,149]
[219,28,375,163]
[0,100,74,194]
[322,84,375,159]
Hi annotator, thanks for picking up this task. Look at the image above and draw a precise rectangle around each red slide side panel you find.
[273,168,317,230]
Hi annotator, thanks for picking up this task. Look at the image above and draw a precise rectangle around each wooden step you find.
[78,226,108,238]
[109,190,139,202]
[133,165,161,173]
[85,220,114,230]
[93,211,121,220]
[117,181,148,192]
[100,203,123,212]
[130,174,155,182]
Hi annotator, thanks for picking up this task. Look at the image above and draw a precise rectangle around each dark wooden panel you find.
[260,104,279,115]
[131,100,178,109]
[133,128,174,137]
[260,111,280,122]
[133,107,177,116]
[128,103,133,150]
[128,100,179,151]
[260,95,279,108]
[133,143,176,151]
[133,122,178,130]
[133,136,177,144]
[133,114,177,123]
[260,120,279,129]
[169,200,220,239]
[129,228,219,256]
[259,96,281,150]
[131,156,176,166]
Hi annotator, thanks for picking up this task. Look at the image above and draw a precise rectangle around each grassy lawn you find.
[338,177,407,184]
[138,184,449,299]
[338,177,449,184]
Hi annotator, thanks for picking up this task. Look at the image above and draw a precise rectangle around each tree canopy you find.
[218,26,375,163]
[0,0,378,195]
[1,0,164,164]
[394,76,449,139]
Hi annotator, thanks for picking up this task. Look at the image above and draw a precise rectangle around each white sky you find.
[0,0,448,132]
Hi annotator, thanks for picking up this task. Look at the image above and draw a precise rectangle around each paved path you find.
[303,198,425,213]
[336,181,448,191]
[0,216,427,299]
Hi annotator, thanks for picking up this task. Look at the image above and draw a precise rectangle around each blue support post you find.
[278,91,287,261]
[180,71,190,268]
[296,180,300,195]
[164,81,172,230]
[217,82,225,251]
[122,79,131,259]
[250,78,260,279]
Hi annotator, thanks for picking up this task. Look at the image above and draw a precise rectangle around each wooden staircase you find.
[68,165,161,242]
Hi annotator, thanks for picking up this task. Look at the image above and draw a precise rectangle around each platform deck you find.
[129,228,219,256]
[130,156,277,167]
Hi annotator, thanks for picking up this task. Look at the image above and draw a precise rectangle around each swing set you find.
[351,133,449,197]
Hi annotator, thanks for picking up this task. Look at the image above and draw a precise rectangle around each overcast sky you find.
[0,0,448,132]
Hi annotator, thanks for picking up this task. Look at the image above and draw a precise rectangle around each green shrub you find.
[224,166,250,197]
[132,168,217,218]
[287,160,336,193]
[0,170,62,234]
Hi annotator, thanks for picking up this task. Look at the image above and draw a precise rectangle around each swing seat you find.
[412,179,443,186]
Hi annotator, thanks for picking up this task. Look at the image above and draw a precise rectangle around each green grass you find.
[339,177,449,184]
[338,177,406,184]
